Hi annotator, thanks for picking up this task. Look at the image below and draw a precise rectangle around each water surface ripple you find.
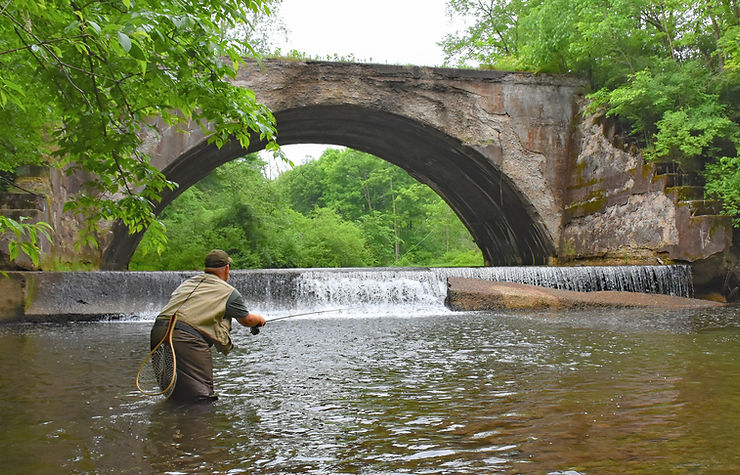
[0,306,738,473]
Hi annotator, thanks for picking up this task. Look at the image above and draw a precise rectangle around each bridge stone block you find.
[562,101,734,265]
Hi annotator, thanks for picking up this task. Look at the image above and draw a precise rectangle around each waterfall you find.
[432,265,694,297]
[18,265,694,320]
[230,268,447,314]
[229,265,694,314]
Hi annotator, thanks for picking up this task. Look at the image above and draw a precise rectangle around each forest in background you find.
[130,148,482,270]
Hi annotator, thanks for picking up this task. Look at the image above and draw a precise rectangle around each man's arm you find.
[236,312,266,328]
[225,289,266,329]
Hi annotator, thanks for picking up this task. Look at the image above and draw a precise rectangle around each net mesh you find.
[136,334,177,397]
[151,343,176,395]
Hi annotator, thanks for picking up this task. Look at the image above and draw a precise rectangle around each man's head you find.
[205,249,232,268]
[204,249,232,280]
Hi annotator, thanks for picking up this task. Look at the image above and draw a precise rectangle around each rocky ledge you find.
[445,278,724,311]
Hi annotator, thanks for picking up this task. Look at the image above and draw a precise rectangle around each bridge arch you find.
[102,104,554,269]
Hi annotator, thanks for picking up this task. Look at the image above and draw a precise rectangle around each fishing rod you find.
[250,306,361,334]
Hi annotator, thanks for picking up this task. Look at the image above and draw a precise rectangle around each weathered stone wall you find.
[561,103,732,264]
[0,271,193,321]
[0,166,109,270]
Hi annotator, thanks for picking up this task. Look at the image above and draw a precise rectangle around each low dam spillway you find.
[5,265,694,321]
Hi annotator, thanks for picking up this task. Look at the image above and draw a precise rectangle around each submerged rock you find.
[445,278,724,311]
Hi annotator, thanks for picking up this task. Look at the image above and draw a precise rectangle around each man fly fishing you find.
[150,249,266,402]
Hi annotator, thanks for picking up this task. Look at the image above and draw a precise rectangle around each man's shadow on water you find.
[143,398,260,472]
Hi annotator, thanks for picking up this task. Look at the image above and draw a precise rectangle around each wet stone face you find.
[0,306,738,473]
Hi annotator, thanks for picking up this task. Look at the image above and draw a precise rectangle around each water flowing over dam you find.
[235,265,694,312]
[16,265,694,320]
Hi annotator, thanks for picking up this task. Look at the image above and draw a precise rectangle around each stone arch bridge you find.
[6,59,733,270]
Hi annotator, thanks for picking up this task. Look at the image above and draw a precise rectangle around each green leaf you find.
[118,31,132,52]
[128,42,146,61]
[0,0,283,260]
[64,20,81,34]
[87,20,101,34]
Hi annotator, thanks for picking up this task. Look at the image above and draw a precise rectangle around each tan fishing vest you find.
[158,273,235,354]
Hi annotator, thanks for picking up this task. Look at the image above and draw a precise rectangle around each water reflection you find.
[0,306,738,473]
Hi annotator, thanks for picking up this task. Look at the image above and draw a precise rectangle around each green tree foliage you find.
[131,150,483,270]
[442,0,740,225]
[0,0,282,262]
[705,156,740,226]
[275,149,482,267]
[442,0,531,68]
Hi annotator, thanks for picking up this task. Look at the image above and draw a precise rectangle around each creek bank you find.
[445,278,725,311]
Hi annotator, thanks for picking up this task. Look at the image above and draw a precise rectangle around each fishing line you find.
[250,306,361,334]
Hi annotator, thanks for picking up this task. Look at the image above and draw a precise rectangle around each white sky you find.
[260,0,457,176]
[278,0,450,67]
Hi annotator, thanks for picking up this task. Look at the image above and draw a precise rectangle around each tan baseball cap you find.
[204,249,233,268]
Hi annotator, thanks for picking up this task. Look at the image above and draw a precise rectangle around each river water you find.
[1,304,738,474]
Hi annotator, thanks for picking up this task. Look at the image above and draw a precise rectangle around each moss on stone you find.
[565,190,607,218]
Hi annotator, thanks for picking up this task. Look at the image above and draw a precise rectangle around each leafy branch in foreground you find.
[0,216,52,268]
[0,0,283,263]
